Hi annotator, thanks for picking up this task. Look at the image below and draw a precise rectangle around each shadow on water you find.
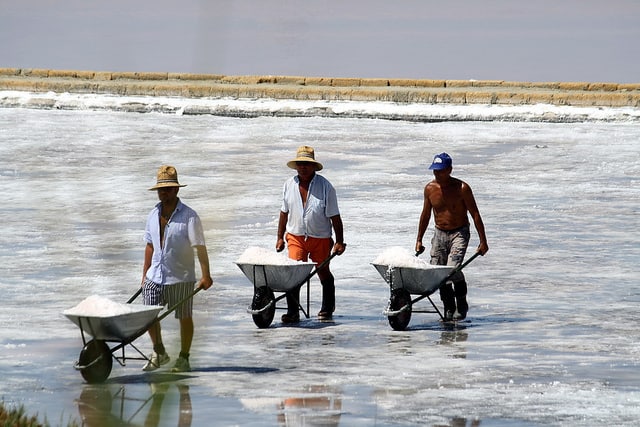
[108,367,278,384]
[404,314,535,332]
[276,319,339,330]
[196,366,279,374]
[107,372,193,384]
[255,314,383,330]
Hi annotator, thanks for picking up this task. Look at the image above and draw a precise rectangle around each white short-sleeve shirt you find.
[144,199,206,285]
[281,174,340,239]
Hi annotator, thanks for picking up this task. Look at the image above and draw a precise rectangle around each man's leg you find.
[438,283,457,321]
[311,237,334,318]
[142,280,169,371]
[179,317,194,356]
[453,278,468,320]
[283,234,308,322]
[431,231,456,320]
[448,227,470,320]
[171,282,195,372]
[147,320,163,352]
[283,286,302,322]
[317,271,335,318]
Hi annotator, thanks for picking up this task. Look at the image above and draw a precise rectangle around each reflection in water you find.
[77,382,192,427]
[386,333,415,356]
[437,328,469,359]
[373,388,483,426]
[448,417,481,427]
[77,386,127,427]
[276,386,342,427]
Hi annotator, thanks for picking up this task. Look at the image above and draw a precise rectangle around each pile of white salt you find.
[236,247,314,266]
[372,246,433,269]
[63,295,156,317]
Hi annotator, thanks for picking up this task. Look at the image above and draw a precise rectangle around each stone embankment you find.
[1,68,639,107]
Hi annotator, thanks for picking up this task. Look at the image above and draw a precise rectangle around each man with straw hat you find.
[140,165,213,372]
[276,146,346,323]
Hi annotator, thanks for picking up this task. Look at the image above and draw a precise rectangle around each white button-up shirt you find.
[281,174,340,239]
[144,199,206,285]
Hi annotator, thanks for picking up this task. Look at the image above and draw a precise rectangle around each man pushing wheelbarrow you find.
[276,146,346,323]
[415,153,489,322]
[141,165,213,372]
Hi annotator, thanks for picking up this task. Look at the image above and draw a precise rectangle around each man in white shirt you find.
[141,165,213,372]
[276,146,346,323]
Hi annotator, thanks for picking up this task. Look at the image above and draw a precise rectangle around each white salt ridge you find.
[372,246,434,269]
[63,295,157,317]
[236,246,314,266]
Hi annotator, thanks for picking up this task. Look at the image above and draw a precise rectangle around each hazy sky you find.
[2,0,639,83]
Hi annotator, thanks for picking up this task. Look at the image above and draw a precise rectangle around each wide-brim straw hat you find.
[286,145,323,171]
[149,165,187,190]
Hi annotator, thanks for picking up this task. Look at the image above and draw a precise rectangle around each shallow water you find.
[1,105,639,426]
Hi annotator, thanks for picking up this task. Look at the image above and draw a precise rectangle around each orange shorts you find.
[286,234,332,265]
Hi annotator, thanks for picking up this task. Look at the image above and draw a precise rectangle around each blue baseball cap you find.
[428,153,452,170]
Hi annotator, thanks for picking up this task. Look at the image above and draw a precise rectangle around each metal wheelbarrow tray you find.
[373,252,480,330]
[64,288,200,383]
[64,305,163,342]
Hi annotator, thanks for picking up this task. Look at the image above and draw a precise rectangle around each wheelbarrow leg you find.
[425,294,445,321]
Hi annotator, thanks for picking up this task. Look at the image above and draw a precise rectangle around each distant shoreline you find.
[1,68,639,108]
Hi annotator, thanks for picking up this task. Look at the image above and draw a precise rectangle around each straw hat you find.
[149,165,187,190]
[286,145,323,171]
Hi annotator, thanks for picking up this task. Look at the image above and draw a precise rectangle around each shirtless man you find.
[415,153,488,321]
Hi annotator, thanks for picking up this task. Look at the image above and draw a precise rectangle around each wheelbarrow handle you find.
[127,287,143,304]
[303,250,340,283]
[286,250,341,292]
[156,287,203,323]
[439,251,482,283]
[456,251,481,272]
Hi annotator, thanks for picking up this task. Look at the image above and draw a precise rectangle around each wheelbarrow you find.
[63,287,201,383]
[373,251,480,330]
[236,252,338,328]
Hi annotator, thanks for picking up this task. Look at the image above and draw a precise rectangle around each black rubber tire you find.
[388,289,412,331]
[79,339,113,383]
[252,287,276,329]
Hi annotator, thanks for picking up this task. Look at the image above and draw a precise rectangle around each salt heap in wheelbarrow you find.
[236,247,315,292]
[63,295,163,341]
[372,247,454,295]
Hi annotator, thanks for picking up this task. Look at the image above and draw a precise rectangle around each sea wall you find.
[1,68,639,107]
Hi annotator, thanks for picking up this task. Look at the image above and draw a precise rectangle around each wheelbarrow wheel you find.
[78,339,113,383]
[252,287,276,329]
[388,289,412,331]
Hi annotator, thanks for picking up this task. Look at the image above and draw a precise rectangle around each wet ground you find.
[1,107,639,426]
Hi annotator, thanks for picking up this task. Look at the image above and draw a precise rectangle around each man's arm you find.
[276,211,288,252]
[462,184,489,255]
[330,215,346,255]
[141,242,154,284]
[195,245,213,289]
[415,185,432,254]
